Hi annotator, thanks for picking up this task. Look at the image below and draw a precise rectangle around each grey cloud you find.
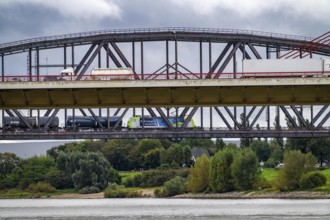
[1,0,328,44]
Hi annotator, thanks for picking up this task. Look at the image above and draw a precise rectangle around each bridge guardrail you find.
[0,71,329,82]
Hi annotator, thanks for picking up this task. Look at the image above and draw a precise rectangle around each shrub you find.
[104,188,142,198]
[124,174,142,187]
[157,176,186,197]
[276,151,317,191]
[26,182,56,193]
[231,148,259,191]
[299,172,326,189]
[124,169,187,188]
[106,182,125,190]
[78,186,100,194]
[154,188,163,198]
[71,152,111,191]
[209,147,237,192]
[108,167,121,184]
[45,170,73,189]
[187,154,210,193]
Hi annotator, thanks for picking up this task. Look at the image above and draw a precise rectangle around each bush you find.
[209,147,237,192]
[154,188,163,197]
[108,167,121,184]
[106,182,125,190]
[26,182,56,193]
[124,174,142,187]
[276,151,317,191]
[231,148,259,191]
[124,169,188,188]
[299,172,326,189]
[78,186,100,194]
[104,188,142,198]
[45,170,73,189]
[187,154,210,193]
[155,176,186,197]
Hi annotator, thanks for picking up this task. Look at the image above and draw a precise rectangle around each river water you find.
[0,198,329,219]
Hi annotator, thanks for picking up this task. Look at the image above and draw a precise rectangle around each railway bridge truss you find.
[0,27,330,140]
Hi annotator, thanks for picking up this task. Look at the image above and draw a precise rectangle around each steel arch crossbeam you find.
[1,28,330,56]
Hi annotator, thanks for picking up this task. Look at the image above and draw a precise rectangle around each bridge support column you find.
[64,44,67,69]
[71,44,75,69]
[1,54,4,82]
[141,40,144,80]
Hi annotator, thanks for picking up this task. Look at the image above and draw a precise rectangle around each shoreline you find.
[50,190,330,199]
[175,191,330,199]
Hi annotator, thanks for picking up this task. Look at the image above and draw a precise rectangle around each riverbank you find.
[48,190,330,199]
[175,191,330,199]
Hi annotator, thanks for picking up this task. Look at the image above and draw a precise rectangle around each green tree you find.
[307,138,330,167]
[286,137,310,153]
[45,170,73,189]
[144,148,161,168]
[179,138,214,149]
[167,143,182,167]
[19,156,56,189]
[273,115,284,147]
[240,113,253,148]
[249,140,271,162]
[0,152,20,179]
[56,151,85,175]
[265,142,283,167]
[72,152,110,191]
[231,148,259,190]
[108,166,121,184]
[137,139,162,154]
[128,139,162,169]
[276,150,317,191]
[209,147,237,192]
[187,154,210,193]
[215,138,226,151]
[181,145,192,166]
[101,139,136,170]
[159,148,169,165]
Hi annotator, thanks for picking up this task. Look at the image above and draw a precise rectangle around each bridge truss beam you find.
[0,28,330,140]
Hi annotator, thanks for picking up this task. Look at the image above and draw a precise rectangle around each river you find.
[0,198,329,219]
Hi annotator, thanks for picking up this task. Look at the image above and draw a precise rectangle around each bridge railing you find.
[0,27,312,49]
[0,71,329,82]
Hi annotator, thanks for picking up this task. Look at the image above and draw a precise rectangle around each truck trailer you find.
[242,59,330,77]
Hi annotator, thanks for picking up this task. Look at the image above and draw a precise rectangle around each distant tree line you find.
[0,133,329,196]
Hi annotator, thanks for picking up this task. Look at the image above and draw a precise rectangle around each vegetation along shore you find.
[1,136,329,199]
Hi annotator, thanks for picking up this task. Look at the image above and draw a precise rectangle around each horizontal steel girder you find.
[0,129,329,140]
[0,78,330,108]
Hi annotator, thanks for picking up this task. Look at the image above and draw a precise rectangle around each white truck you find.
[86,68,134,80]
[242,59,330,77]
[45,67,134,81]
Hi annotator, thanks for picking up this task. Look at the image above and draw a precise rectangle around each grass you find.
[119,171,142,184]
[0,188,77,199]
[261,168,279,183]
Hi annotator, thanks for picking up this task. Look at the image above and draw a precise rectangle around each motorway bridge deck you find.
[0,77,330,109]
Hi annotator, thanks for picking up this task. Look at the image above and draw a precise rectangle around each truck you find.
[242,58,330,77]
[44,67,134,81]
[86,68,134,80]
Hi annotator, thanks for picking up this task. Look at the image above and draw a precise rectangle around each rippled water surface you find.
[0,198,329,219]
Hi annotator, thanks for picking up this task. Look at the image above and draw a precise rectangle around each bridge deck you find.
[0,77,329,108]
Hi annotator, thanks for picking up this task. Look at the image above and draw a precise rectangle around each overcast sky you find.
[0,0,329,155]
[0,0,329,44]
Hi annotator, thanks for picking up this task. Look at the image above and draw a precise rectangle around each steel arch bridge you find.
[0,27,330,140]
